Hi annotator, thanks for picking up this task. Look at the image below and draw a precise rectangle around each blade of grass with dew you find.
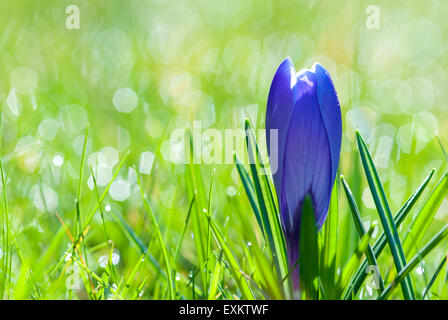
[185,131,208,290]
[378,225,448,300]
[336,223,376,299]
[422,255,447,299]
[136,171,175,299]
[402,172,448,260]
[238,195,283,299]
[356,130,415,300]
[121,254,146,299]
[0,157,11,299]
[244,119,290,298]
[437,136,448,163]
[82,151,130,230]
[109,206,165,279]
[207,213,254,299]
[341,175,385,293]
[173,196,195,265]
[234,153,264,235]
[73,126,89,271]
[205,169,215,296]
[208,252,224,300]
[344,168,435,299]
[71,256,122,299]
[90,166,116,281]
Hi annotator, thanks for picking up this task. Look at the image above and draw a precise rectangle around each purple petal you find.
[280,71,332,234]
[265,57,297,206]
[313,63,342,211]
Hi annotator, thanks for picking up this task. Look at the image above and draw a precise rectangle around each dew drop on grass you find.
[226,186,237,197]
[111,253,120,265]
[52,155,64,167]
[109,179,130,201]
[113,88,138,113]
[98,255,108,268]
[105,204,111,212]
[416,264,425,275]
[64,252,72,262]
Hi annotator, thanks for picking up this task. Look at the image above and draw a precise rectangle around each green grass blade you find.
[0,157,11,299]
[109,206,165,279]
[319,181,338,299]
[378,226,448,300]
[402,173,448,259]
[208,253,224,300]
[207,215,255,299]
[82,151,130,230]
[136,171,175,299]
[234,153,264,236]
[341,175,384,293]
[422,255,447,299]
[174,196,195,265]
[205,169,215,296]
[437,136,448,163]
[356,130,415,299]
[185,131,209,290]
[336,223,375,299]
[345,168,435,299]
[299,196,319,299]
[244,119,290,298]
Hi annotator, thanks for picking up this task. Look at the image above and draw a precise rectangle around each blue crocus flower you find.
[265,58,342,287]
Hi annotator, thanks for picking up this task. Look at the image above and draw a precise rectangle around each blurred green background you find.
[0,0,447,299]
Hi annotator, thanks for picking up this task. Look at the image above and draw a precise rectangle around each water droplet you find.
[226,186,237,197]
[65,251,72,262]
[416,264,425,275]
[53,155,64,167]
[111,252,120,265]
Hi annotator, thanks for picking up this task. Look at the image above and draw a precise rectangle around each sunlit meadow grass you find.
[0,0,448,300]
